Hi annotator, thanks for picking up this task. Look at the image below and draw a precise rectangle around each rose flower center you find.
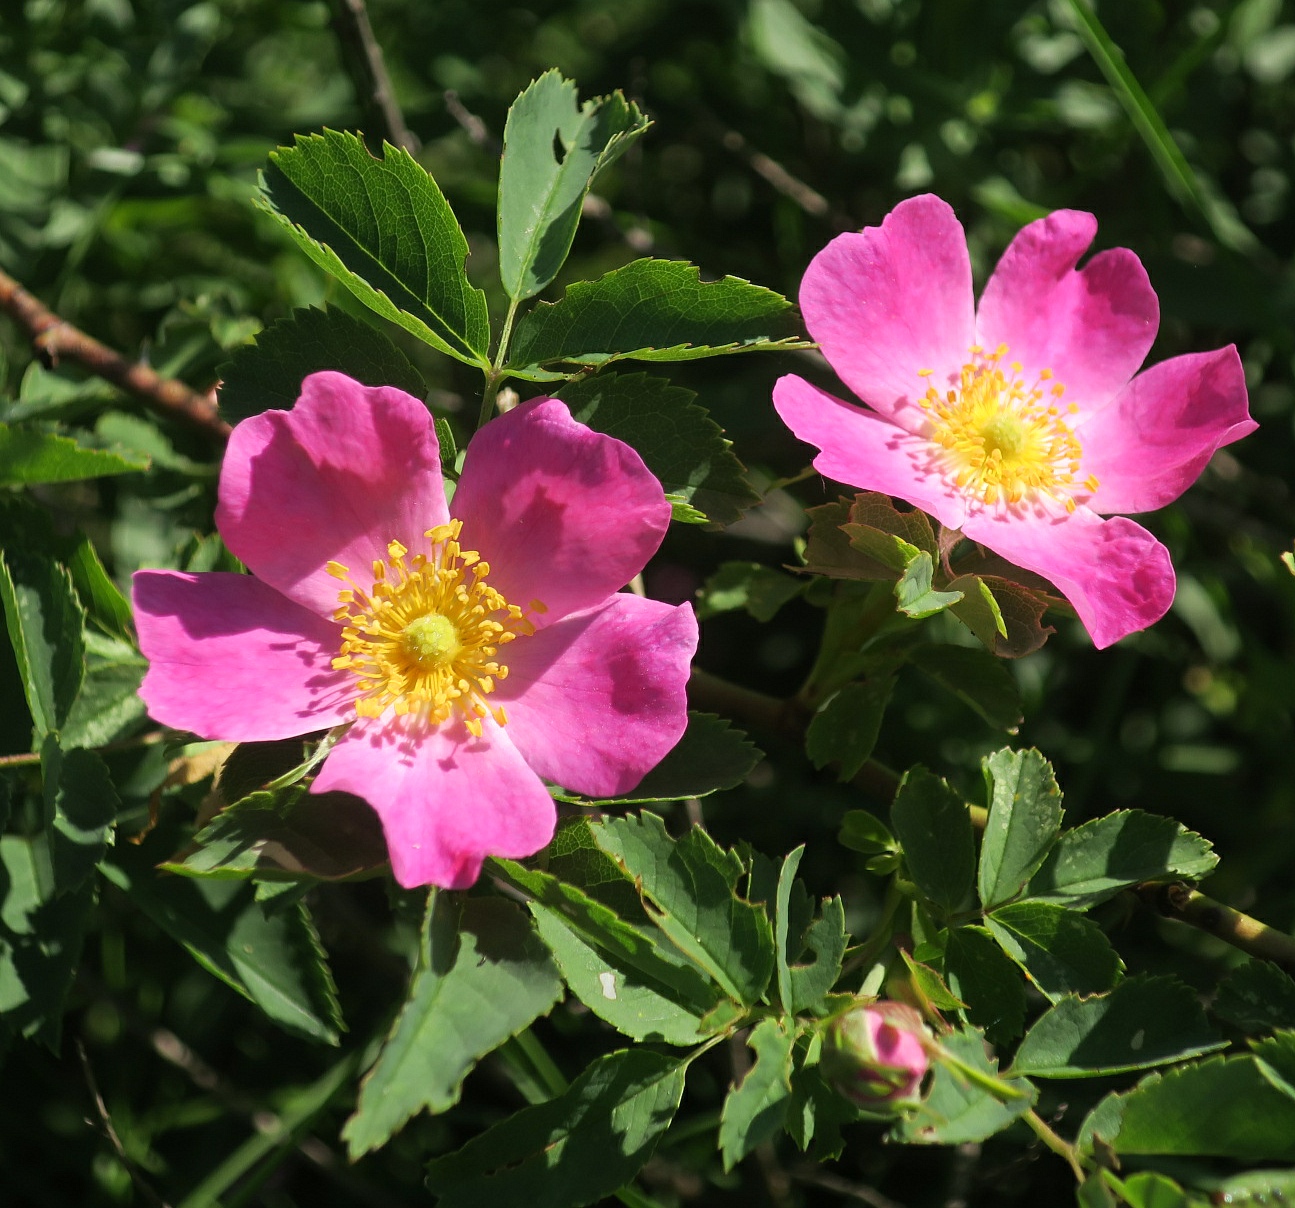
[919,344,1099,511]
[327,520,541,736]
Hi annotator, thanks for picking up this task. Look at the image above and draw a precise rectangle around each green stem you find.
[1024,1109,1086,1182]
[478,296,523,430]
[936,1050,1030,1103]
[264,724,350,792]
[513,1025,568,1098]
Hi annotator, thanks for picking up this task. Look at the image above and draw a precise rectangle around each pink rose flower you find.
[133,372,698,889]
[822,1001,930,1107]
[773,194,1256,648]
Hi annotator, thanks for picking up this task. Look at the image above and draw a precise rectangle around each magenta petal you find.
[216,371,449,618]
[311,716,556,889]
[451,398,671,622]
[496,594,697,797]
[800,194,976,432]
[133,570,355,740]
[961,509,1175,649]
[1078,346,1255,515]
[773,374,969,530]
[975,210,1159,416]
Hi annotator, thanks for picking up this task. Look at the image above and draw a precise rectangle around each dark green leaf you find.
[0,423,148,484]
[0,833,94,1047]
[893,1026,1035,1145]
[1009,974,1226,1078]
[1028,810,1218,910]
[805,678,894,781]
[909,645,1023,732]
[719,1018,796,1169]
[985,901,1122,1003]
[1214,961,1295,1035]
[1078,1055,1295,1161]
[696,561,805,622]
[788,897,847,1016]
[425,1049,687,1208]
[260,131,489,365]
[101,842,342,1045]
[559,712,760,805]
[944,925,1027,1047]
[497,71,650,301]
[343,894,562,1157]
[979,748,1064,910]
[890,766,975,915]
[41,738,117,893]
[61,644,147,750]
[838,810,897,857]
[66,534,133,642]
[557,372,760,527]
[0,551,85,742]
[803,500,886,581]
[900,950,965,1011]
[593,812,775,1005]
[508,257,803,368]
[217,305,428,423]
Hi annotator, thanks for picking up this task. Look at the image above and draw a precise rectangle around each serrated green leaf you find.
[979,748,1064,910]
[696,561,805,622]
[944,925,1027,1047]
[893,1026,1035,1145]
[530,903,713,1045]
[774,848,845,1015]
[60,654,147,750]
[890,766,975,916]
[1079,1055,1295,1161]
[909,645,1022,731]
[593,812,775,1005]
[948,574,1054,658]
[774,846,806,1016]
[508,257,802,367]
[805,678,894,781]
[0,551,85,742]
[0,423,148,484]
[557,372,760,527]
[0,832,94,1047]
[559,712,760,805]
[985,901,1122,1003]
[167,786,390,883]
[895,551,964,618]
[259,131,489,365]
[1009,975,1226,1078]
[843,525,922,574]
[216,305,428,423]
[66,533,133,642]
[343,894,561,1157]
[1214,961,1295,1035]
[426,1048,687,1208]
[498,71,650,301]
[901,950,965,1011]
[1028,810,1218,910]
[101,841,342,1045]
[719,1017,796,1169]
[41,738,117,893]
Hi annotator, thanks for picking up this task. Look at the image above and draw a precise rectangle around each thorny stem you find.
[1136,881,1295,971]
[1023,1109,1086,1182]
[0,266,228,439]
[329,0,418,153]
[0,730,166,768]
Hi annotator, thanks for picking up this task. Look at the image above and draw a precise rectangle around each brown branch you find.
[330,0,418,154]
[0,267,229,439]
[1135,882,1295,971]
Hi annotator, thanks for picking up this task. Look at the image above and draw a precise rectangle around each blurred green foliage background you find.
[3,0,1295,1204]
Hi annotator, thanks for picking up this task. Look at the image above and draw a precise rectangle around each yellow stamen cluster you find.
[919,344,1099,512]
[328,520,541,737]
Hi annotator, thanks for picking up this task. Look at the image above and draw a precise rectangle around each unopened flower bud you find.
[821,1001,929,1109]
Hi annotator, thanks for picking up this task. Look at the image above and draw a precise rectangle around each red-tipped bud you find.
[821,1001,930,1108]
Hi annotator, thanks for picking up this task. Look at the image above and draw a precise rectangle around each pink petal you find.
[960,509,1175,649]
[975,210,1159,418]
[216,371,449,618]
[1078,346,1255,515]
[450,398,671,623]
[773,374,970,530]
[495,594,697,797]
[133,570,355,740]
[311,715,556,889]
[800,194,975,433]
